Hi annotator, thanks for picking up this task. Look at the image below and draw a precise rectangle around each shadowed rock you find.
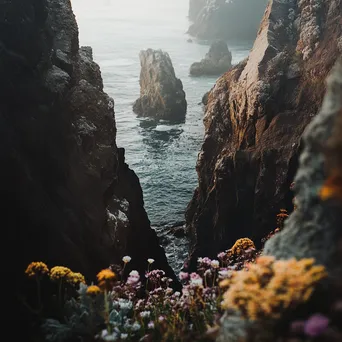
[190,40,232,77]
[0,0,178,335]
[133,49,187,121]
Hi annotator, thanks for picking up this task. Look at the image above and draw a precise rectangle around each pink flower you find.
[304,314,329,337]
[179,272,189,280]
[217,252,226,260]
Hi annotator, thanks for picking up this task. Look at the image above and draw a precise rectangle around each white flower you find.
[122,256,132,264]
[139,311,151,318]
[147,258,155,264]
[219,270,230,278]
[129,270,139,277]
[197,257,203,263]
[174,291,181,297]
[211,260,220,268]
[131,322,141,331]
[148,322,155,329]
[190,277,203,287]
[121,333,128,340]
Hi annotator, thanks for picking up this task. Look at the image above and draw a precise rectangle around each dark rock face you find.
[190,40,232,77]
[186,0,342,269]
[187,0,268,41]
[133,49,187,121]
[1,0,176,312]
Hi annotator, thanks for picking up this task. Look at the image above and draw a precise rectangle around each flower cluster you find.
[26,240,337,342]
[25,261,49,278]
[50,266,72,281]
[221,256,327,320]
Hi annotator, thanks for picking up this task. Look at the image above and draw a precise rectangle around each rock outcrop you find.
[190,40,232,77]
[219,57,342,342]
[186,0,342,269]
[133,49,187,121]
[187,0,268,41]
[1,0,176,326]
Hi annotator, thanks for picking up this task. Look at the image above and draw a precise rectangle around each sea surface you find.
[72,0,252,233]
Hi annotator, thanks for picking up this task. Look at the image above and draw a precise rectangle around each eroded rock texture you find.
[188,0,268,41]
[186,0,342,269]
[218,57,342,342]
[190,40,232,77]
[133,49,187,121]
[0,0,176,314]
[264,58,342,266]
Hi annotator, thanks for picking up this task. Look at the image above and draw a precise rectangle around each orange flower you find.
[320,173,342,202]
[97,269,116,290]
[86,285,101,296]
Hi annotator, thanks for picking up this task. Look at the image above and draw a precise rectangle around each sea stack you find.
[190,40,232,76]
[133,49,187,121]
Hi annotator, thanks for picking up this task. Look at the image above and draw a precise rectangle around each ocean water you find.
[72,0,252,228]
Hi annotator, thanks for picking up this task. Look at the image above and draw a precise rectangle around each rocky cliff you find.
[0,0,176,313]
[133,49,187,121]
[219,57,342,342]
[186,0,342,268]
[188,0,268,41]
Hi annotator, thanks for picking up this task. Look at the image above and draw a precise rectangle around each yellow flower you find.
[227,238,256,258]
[221,257,327,320]
[25,262,49,278]
[86,285,101,296]
[50,266,72,281]
[66,272,86,285]
[97,269,116,290]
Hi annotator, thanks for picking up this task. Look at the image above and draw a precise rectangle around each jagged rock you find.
[190,40,232,77]
[187,0,268,41]
[133,49,187,121]
[0,0,177,334]
[186,0,342,269]
[218,58,342,342]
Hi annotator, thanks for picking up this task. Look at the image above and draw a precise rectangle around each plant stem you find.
[36,277,42,312]
[104,289,112,334]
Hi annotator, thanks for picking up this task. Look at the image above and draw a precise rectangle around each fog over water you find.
[72,0,252,227]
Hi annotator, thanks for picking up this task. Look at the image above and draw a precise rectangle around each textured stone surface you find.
[186,0,342,269]
[190,40,232,76]
[133,49,187,121]
[0,0,176,324]
[218,57,342,342]
[187,0,268,41]
[264,59,342,266]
